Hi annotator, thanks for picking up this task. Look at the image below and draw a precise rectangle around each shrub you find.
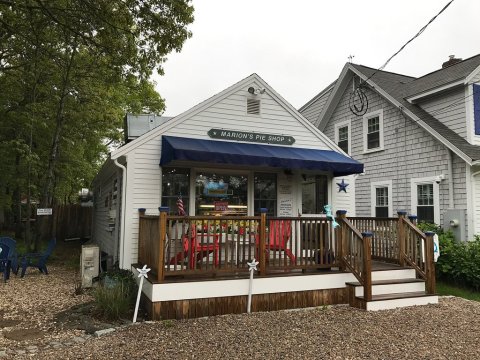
[94,269,137,320]
[419,222,480,291]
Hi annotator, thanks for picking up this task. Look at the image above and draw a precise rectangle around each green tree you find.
[0,0,194,247]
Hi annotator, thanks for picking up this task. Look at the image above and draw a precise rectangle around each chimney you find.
[442,55,462,69]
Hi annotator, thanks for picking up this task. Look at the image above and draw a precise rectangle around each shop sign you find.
[37,208,52,216]
[208,128,295,145]
[203,180,229,197]
[214,201,229,211]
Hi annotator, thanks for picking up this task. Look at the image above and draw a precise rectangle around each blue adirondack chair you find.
[0,237,18,282]
[20,238,56,278]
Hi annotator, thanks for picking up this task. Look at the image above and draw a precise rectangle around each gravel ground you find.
[2,264,480,359]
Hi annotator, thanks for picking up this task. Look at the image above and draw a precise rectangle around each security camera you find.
[247,87,255,94]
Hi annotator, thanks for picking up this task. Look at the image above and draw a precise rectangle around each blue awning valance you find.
[160,136,363,177]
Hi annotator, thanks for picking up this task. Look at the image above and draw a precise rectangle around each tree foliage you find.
[0,0,194,242]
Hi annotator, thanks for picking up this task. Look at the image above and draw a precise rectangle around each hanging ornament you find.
[349,86,369,116]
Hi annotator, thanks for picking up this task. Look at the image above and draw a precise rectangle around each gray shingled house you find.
[300,55,480,241]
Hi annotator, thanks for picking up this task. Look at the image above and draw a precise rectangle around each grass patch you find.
[436,281,480,302]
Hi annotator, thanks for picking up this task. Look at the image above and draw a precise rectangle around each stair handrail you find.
[400,217,436,294]
[337,212,372,301]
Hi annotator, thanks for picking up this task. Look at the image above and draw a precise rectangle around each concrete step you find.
[346,278,426,297]
[356,291,438,311]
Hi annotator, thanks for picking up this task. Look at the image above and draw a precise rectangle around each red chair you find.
[169,226,220,269]
[257,220,296,264]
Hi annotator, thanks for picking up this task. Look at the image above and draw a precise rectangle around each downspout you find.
[114,157,127,269]
[447,150,455,208]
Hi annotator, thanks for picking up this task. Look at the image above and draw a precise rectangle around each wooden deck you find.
[136,210,437,319]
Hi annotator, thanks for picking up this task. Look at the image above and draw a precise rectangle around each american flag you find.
[176,196,186,216]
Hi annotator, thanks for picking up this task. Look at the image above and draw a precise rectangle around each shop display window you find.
[195,172,248,216]
[162,167,190,215]
[254,173,277,216]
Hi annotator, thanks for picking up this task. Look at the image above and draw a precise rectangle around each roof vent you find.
[247,98,260,115]
[442,55,462,69]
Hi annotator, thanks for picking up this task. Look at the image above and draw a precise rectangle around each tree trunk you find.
[14,154,22,239]
[38,42,77,247]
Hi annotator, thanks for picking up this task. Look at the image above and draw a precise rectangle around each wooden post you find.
[258,208,267,276]
[336,210,347,271]
[408,215,418,262]
[397,211,407,266]
[424,231,436,294]
[138,208,146,266]
[157,206,169,282]
[362,232,373,302]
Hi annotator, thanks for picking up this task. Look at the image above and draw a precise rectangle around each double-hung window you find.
[335,120,351,154]
[411,177,440,224]
[375,187,389,218]
[417,184,434,223]
[371,180,392,218]
[363,110,384,153]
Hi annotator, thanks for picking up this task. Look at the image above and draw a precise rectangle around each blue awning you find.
[160,136,363,177]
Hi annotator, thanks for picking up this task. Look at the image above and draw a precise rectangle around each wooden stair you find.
[346,267,438,311]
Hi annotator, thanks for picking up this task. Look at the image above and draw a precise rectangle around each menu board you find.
[278,177,294,216]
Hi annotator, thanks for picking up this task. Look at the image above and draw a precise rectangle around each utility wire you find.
[361,0,455,86]
[350,0,456,116]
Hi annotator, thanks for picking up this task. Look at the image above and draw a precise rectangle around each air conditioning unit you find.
[81,244,100,287]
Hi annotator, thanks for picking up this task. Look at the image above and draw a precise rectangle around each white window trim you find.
[334,119,351,155]
[371,180,393,217]
[362,109,384,153]
[470,83,480,145]
[410,176,440,225]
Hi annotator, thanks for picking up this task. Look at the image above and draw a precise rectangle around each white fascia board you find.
[110,74,261,160]
[253,75,352,154]
[465,64,480,84]
[317,64,352,131]
[406,79,464,104]
[348,66,473,166]
[298,80,336,113]
[111,73,348,160]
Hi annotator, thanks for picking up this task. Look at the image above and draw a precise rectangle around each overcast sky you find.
[153,0,480,117]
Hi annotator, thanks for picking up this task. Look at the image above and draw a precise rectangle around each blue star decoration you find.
[337,179,349,193]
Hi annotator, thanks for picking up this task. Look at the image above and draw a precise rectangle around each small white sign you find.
[37,208,53,216]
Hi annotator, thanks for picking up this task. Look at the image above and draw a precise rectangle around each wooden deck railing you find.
[400,216,436,294]
[348,217,399,263]
[137,209,161,278]
[338,212,372,301]
[137,208,341,281]
[137,208,434,296]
